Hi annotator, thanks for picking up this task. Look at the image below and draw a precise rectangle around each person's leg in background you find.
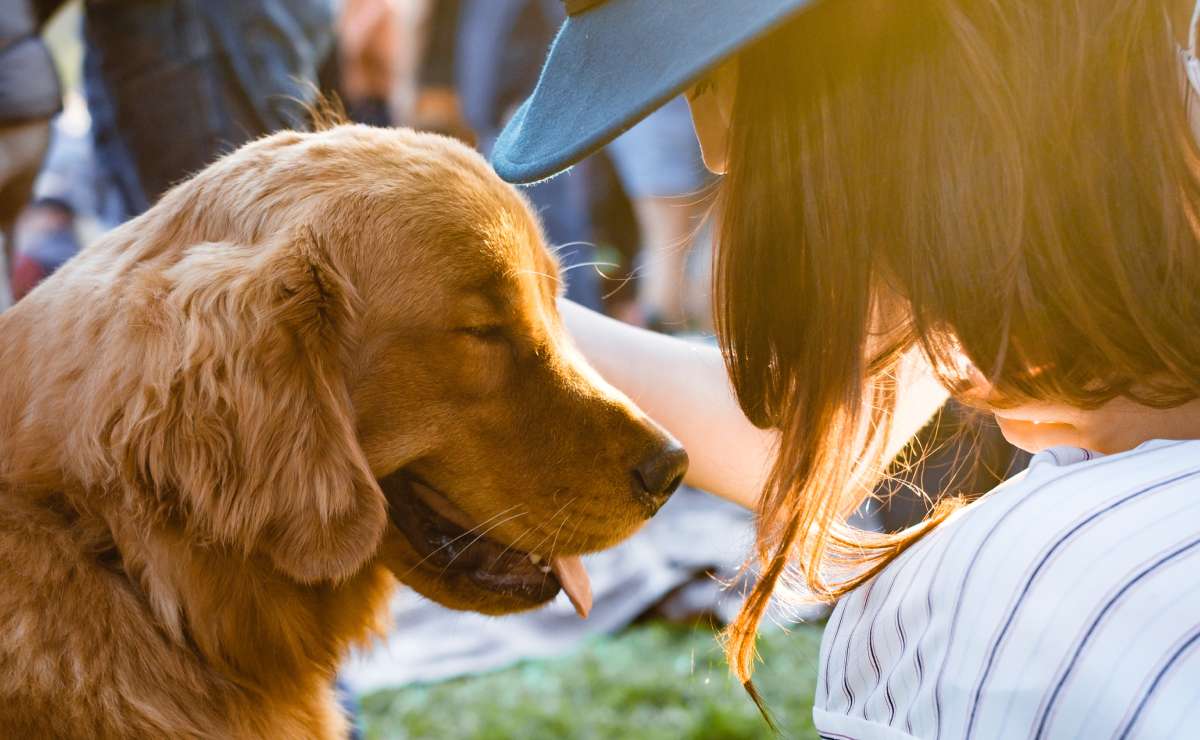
[336,0,408,128]
[413,0,477,143]
[0,1,62,308]
[0,120,51,310]
[9,196,78,302]
[605,96,712,333]
[626,195,707,332]
[520,159,602,311]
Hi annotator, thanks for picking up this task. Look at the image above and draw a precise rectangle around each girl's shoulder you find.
[937,438,1200,556]
[814,439,1200,740]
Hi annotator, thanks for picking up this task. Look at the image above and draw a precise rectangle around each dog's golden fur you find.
[0,125,676,738]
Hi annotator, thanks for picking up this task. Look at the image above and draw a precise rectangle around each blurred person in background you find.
[4,0,339,293]
[336,0,429,128]
[10,196,77,301]
[337,0,403,127]
[607,96,713,334]
[0,0,61,309]
[81,0,336,219]
[450,0,603,310]
[10,92,123,301]
[411,0,474,143]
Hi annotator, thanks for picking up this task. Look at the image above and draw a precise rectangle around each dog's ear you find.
[115,227,386,584]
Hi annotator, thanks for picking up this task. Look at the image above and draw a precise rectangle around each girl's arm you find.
[560,300,948,510]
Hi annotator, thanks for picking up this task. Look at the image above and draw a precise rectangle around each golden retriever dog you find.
[0,124,687,738]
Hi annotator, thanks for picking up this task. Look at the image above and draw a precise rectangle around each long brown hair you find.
[716,0,1200,692]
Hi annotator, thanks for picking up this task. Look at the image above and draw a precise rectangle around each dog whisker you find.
[398,505,525,579]
[435,509,530,576]
[540,512,593,599]
[533,495,578,551]
[549,504,576,557]
[548,508,570,556]
[515,260,624,288]
[558,259,617,272]
[565,507,586,546]
[538,498,579,592]
[522,525,563,567]
[547,239,598,256]
[490,526,536,565]
[506,496,578,591]
[515,496,577,564]
[514,269,560,282]
[600,265,645,300]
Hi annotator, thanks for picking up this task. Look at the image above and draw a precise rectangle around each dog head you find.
[65,125,684,615]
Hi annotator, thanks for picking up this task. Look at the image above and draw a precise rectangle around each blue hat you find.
[491,0,817,184]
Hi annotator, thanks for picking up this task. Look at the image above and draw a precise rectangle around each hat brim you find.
[491,0,816,184]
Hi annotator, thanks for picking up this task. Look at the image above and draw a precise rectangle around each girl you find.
[493,0,1200,737]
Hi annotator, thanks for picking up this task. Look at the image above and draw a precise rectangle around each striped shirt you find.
[814,439,1200,740]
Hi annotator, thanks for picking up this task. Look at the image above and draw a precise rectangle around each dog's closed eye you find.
[458,325,507,341]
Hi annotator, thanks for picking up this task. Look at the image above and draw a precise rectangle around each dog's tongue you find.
[550,556,592,619]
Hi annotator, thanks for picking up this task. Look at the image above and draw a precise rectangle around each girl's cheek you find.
[995,416,1083,453]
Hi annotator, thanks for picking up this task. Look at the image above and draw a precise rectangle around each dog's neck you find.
[0,472,391,699]
[92,498,394,691]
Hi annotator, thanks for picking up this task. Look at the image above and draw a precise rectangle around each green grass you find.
[360,620,823,740]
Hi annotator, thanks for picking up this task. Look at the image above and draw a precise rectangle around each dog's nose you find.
[632,442,689,514]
